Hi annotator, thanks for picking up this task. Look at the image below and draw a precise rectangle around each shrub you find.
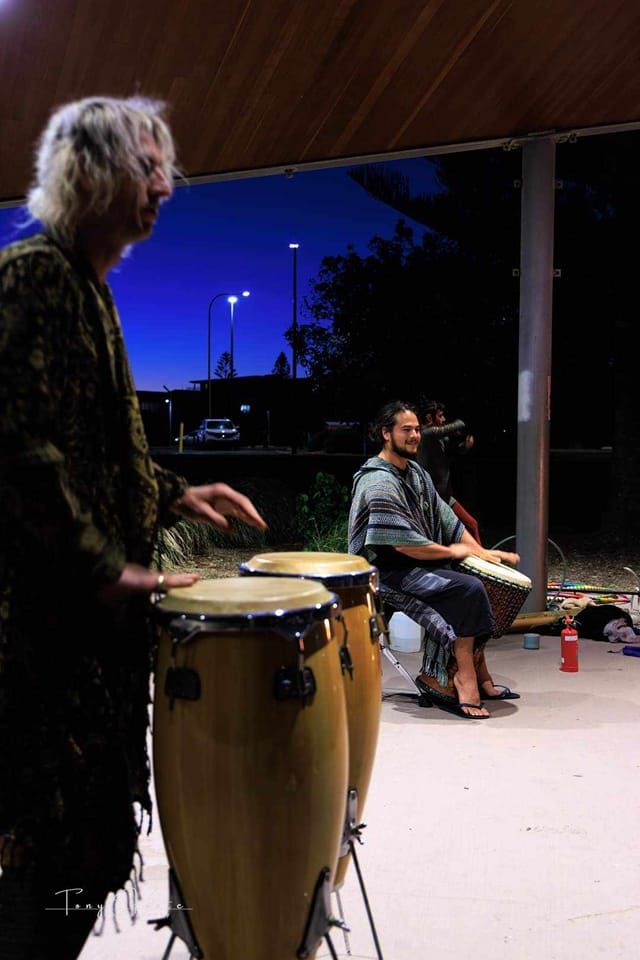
[297,472,350,551]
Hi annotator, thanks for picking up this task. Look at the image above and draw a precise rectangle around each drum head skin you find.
[462,555,532,588]
[242,551,375,581]
[157,576,334,616]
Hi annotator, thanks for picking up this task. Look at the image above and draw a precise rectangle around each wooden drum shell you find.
[331,583,382,888]
[240,553,382,890]
[153,614,348,960]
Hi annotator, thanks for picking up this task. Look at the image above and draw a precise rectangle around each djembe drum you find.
[153,577,349,960]
[417,557,531,705]
[240,552,382,888]
[457,555,532,636]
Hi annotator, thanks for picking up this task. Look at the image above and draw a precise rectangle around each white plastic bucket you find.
[388,612,424,653]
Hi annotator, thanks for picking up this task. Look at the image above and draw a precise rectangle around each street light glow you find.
[207,291,248,418]
[289,242,300,249]
[242,290,250,297]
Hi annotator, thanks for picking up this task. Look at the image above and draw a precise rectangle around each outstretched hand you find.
[97,485,266,605]
[171,483,267,532]
[98,563,199,603]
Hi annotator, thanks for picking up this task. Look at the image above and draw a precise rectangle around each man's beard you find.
[391,439,418,460]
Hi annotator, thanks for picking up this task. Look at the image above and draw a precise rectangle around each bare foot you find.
[453,673,489,718]
[475,651,502,698]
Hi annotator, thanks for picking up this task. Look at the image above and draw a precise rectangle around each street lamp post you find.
[207,293,228,419]
[163,385,172,445]
[289,243,299,381]
[228,296,238,376]
[207,290,250,418]
[227,295,238,419]
[227,292,250,416]
[289,242,300,453]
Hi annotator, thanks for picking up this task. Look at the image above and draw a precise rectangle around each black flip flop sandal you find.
[415,676,489,719]
[482,684,520,700]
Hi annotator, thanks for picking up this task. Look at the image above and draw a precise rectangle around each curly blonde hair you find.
[27,96,176,239]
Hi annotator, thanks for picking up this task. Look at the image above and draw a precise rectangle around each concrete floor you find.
[79,635,640,960]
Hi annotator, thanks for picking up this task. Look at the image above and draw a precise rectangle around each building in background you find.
[138,375,316,447]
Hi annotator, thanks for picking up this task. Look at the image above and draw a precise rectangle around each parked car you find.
[196,418,241,448]
[173,429,200,447]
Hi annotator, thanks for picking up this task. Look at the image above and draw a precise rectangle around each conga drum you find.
[457,555,532,636]
[240,552,382,888]
[153,577,349,960]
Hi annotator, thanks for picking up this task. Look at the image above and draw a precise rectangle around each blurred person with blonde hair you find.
[0,96,265,958]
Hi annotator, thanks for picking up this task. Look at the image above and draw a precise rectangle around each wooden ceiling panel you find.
[1,0,640,202]
[304,0,510,159]
[395,0,640,146]
[286,1,464,162]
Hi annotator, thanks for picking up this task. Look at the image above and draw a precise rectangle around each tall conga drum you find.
[240,552,382,888]
[153,577,349,960]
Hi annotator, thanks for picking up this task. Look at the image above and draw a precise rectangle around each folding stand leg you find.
[379,639,430,703]
[324,932,340,959]
[349,840,385,960]
[161,932,177,960]
[159,931,195,960]
[149,870,202,960]
[334,888,351,955]
[160,932,195,960]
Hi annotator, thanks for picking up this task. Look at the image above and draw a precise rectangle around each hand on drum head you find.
[478,549,520,567]
[170,483,267,532]
[97,563,199,604]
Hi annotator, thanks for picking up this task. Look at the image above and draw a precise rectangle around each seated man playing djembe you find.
[348,400,520,719]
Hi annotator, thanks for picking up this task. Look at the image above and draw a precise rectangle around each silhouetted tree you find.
[347,142,639,538]
[283,141,640,536]
[272,351,291,377]
[214,351,237,379]
[288,214,519,434]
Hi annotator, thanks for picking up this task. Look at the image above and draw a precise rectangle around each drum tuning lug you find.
[339,645,354,679]
[164,667,201,707]
[167,618,206,646]
[336,612,350,644]
[274,666,317,702]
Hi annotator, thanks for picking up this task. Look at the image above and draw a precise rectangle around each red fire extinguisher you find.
[560,616,579,672]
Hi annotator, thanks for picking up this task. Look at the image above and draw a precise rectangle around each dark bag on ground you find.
[573,604,632,641]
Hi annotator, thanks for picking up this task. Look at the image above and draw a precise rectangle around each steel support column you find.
[516,138,556,611]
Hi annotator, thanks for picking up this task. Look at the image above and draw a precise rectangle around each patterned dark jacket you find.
[0,233,186,889]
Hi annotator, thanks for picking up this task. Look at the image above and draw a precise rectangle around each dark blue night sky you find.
[0,159,437,390]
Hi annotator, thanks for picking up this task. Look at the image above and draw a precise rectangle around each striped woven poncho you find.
[349,456,462,559]
[348,456,465,684]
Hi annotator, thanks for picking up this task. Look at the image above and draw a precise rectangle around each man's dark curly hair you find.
[417,397,446,422]
[370,400,419,445]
